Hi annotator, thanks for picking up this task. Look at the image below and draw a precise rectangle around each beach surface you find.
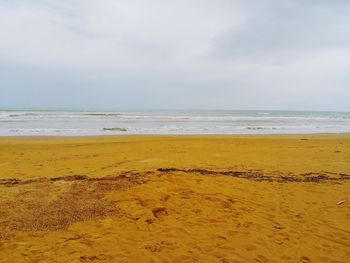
[0,135,349,262]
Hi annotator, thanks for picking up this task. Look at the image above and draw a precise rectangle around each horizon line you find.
[1,107,349,113]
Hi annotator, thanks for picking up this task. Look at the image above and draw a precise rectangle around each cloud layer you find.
[1,0,350,110]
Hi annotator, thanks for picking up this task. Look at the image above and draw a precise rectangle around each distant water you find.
[0,110,349,136]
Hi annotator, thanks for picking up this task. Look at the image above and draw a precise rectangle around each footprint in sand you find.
[255,254,269,263]
[192,208,202,214]
[274,239,284,245]
[80,254,107,262]
[221,198,235,208]
[300,256,311,263]
[65,234,88,242]
[272,222,284,230]
[144,241,176,253]
[152,207,168,219]
[160,194,170,202]
[144,244,162,253]
[245,244,257,251]
[243,221,254,228]
[181,190,195,199]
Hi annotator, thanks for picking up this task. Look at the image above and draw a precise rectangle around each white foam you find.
[0,110,349,136]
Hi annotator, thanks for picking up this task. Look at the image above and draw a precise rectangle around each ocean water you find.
[0,110,349,136]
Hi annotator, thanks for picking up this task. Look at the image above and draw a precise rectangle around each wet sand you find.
[0,135,349,262]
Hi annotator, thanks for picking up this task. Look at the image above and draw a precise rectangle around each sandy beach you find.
[0,135,349,262]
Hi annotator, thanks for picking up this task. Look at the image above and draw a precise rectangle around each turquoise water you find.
[0,110,349,136]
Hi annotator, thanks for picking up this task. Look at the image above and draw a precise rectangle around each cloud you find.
[0,0,245,70]
[209,0,350,63]
[0,0,349,110]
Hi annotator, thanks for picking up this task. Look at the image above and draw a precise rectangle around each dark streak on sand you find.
[1,168,349,188]
[157,168,350,183]
[0,172,151,187]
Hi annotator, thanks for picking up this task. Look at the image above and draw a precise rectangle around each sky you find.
[1,0,350,111]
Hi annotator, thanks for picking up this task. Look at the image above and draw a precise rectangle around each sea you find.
[0,110,349,136]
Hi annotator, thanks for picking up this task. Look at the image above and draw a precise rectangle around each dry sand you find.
[0,135,349,262]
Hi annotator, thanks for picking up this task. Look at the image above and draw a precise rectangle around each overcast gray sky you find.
[1,0,349,111]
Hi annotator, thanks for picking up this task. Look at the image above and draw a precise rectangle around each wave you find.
[85,113,121,117]
[1,110,350,136]
[102,127,127,132]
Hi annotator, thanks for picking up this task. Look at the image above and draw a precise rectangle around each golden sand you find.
[0,135,349,262]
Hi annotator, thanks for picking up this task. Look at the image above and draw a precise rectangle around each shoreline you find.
[1,132,350,138]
